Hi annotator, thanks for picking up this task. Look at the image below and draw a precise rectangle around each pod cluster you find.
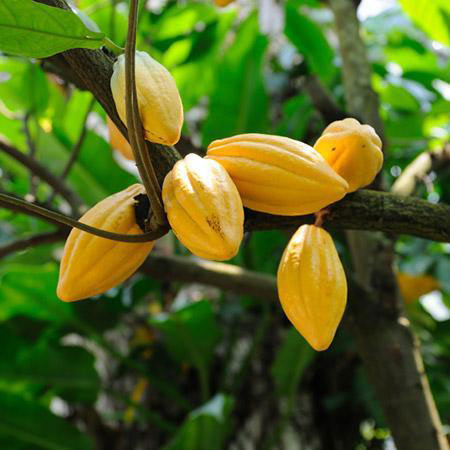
[60,51,384,351]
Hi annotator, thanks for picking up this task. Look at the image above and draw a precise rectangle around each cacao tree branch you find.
[0,229,68,259]
[328,1,449,449]
[47,96,96,205]
[0,139,84,214]
[1,188,449,242]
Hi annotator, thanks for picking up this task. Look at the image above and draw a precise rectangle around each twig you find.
[0,138,84,214]
[0,229,68,259]
[23,112,39,198]
[0,192,167,243]
[46,97,96,204]
[302,75,350,124]
[391,144,450,196]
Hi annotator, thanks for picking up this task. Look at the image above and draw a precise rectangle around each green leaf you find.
[151,300,221,370]
[284,4,335,85]
[163,394,233,450]
[21,64,49,114]
[202,13,268,145]
[0,391,94,450]
[271,327,315,397]
[0,262,71,322]
[0,0,105,58]
[399,0,450,46]
[0,322,100,404]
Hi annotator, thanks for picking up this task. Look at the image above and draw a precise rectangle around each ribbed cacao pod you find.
[162,153,244,261]
[314,118,383,192]
[111,51,183,146]
[57,184,154,302]
[397,272,440,304]
[206,133,348,216]
[107,116,134,160]
[277,225,347,351]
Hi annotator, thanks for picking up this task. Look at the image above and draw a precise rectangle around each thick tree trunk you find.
[328,1,449,449]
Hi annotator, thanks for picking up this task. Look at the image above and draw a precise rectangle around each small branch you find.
[302,75,350,124]
[0,229,68,259]
[47,97,96,204]
[0,227,277,301]
[0,193,167,243]
[141,254,278,301]
[23,112,39,198]
[0,139,84,214]
[392,144,450,196]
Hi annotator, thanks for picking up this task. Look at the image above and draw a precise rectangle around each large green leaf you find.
[271,327,315,397]
[151,300,221,370]
[202,13,268,145]
[0,323,100,404]
[399,0,450,46]
[0,0,105,58]
[0,391,94,449]
[284,4,336,85]
[163,394,233,450]
[0,262,71,322]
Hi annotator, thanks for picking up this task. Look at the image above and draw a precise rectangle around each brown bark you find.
[328,0,449,449]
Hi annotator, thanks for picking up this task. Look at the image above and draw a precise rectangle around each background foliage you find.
[0,0,449,448]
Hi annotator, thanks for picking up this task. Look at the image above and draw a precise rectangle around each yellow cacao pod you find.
[214,0,234,6]
[107,116,134,160]
[111,51,183,146]
[397,272,440,304]
[277,225,347,351]
[314,118,383,192]
[206,133,349,216]
[162,153,244,261]
[57,184,155,302]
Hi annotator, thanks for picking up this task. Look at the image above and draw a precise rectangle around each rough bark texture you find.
[328,1,449,449]
[245,190,450,242]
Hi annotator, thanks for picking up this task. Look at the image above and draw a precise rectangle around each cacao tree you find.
[0,0,449,449]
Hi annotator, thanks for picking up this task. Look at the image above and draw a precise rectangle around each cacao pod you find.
[314,118,383,192]
[277,224,347,351]
[107,116,134,160]
[397,272,440,304]
[57,184,155,302]
[162,153,244,260]
[214,0,234,6]
[206,133,348,216]
[111,51,183,146]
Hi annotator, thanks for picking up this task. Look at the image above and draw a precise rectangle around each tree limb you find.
[329,1,448,449]
[246,190,450,242]
[0,231,278,301]
[0,229,68,259]
[1,188,449,242]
